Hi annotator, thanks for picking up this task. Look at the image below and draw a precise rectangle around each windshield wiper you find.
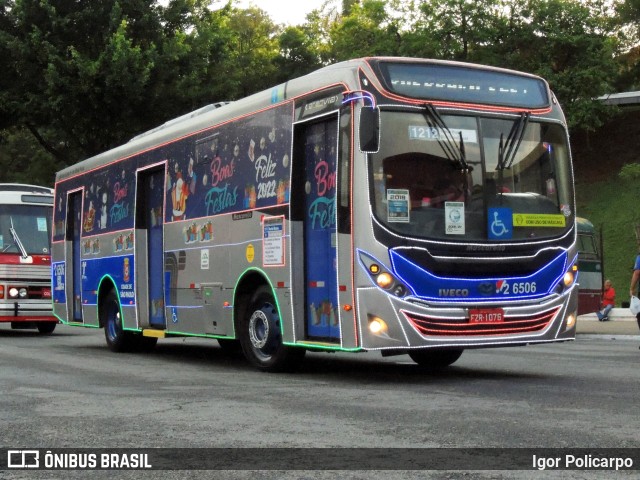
[496,112,530,202]
[496,112,530,171]
[9,217,29,259]
[423,103,469,172]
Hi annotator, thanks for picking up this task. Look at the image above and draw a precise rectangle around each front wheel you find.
[408,348,463,369]
[239,286,305,372]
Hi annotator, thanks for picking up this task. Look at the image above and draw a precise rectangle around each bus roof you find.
[55,57,554,183]
[0,183,53,195]
[0,184,54,205]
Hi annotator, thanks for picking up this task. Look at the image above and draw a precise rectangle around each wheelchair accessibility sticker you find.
[488,208,512,239]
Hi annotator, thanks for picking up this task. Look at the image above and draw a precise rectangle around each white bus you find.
[1,184,57,334]
[51,57,578,371]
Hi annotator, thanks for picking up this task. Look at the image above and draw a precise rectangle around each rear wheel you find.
[37,322,57,335]
[101,289,139,352]
[239,286,305,372]
[408,348,463,369]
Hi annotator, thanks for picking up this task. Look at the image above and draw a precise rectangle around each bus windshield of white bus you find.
[370,111,573,242]
[0,205,52,254]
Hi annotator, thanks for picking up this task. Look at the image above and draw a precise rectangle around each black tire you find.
[239,286,305,372]
[101,289,138,352]
[408,348,464,369]
[37,322,57,335]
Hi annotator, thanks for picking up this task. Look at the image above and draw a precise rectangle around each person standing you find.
[596,279,615,321]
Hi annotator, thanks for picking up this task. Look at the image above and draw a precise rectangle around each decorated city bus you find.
[1,184,57,334]
[51,57,577,371]
[576,217,603,315]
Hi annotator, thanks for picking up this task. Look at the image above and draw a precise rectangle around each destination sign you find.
[378,62,549,109]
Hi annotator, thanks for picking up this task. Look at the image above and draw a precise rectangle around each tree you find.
[0,127,63,186]
[500,0,619,132]
[328,0,403,61]
[274,26,323,83]
[1,0,166,164]
[223,6,279,98]
[409,0,507,61]
[0,0,242,172]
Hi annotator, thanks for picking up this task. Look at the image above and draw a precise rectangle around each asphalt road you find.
[0,324,638,479]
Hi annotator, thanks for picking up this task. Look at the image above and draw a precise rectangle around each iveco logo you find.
[438,288,469,297]
[478,282,495,295]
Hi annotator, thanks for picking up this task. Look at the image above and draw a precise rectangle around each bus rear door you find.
[135,167,166,328]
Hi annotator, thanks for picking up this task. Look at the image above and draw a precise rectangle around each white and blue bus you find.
[51,57,578,371]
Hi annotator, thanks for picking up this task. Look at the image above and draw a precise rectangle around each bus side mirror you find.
[359,106,379,153]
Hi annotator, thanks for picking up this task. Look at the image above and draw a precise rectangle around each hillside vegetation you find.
[572,108,640,305]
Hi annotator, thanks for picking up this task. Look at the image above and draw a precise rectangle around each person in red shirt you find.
[596,279,615,321]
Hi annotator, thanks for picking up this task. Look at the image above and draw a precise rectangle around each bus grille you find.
[403,308,560,337]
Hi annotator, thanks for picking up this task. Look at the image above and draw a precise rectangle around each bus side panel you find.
[163,218,232,336]
[82,252,135,328]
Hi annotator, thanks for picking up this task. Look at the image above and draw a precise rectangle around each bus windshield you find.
[0,204,52,254]
[370,110,573,242]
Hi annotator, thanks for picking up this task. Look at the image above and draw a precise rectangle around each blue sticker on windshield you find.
[488,208,512,239]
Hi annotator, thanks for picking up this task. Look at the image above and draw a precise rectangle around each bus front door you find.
[136,167,166,328]
[67,191,83,322]
[301,119,340,340]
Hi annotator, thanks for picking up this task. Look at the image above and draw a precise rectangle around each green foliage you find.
[329,0,402,61]
[0,0,636,185]
[0,127,63,186]
[577,170,640,305]
[619,162,640,182]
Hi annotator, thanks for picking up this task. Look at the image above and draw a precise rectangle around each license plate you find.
[469,308,504,323]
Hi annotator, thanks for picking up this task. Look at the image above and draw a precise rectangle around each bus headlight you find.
[359,250,410,298]
[9,287,28,299]
[563,271,574,287]
[566,312,577,329]
[376,272,394,289]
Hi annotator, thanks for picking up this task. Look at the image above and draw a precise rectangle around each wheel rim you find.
[248,303,279,360]
[106,306,120,342]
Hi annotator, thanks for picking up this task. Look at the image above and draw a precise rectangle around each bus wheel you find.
[37,322,56,335]
[101,290,136,352]
[408,348,463,369]
[239,286,305,372]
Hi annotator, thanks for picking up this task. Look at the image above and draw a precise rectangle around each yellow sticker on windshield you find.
[513,214,566,228]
